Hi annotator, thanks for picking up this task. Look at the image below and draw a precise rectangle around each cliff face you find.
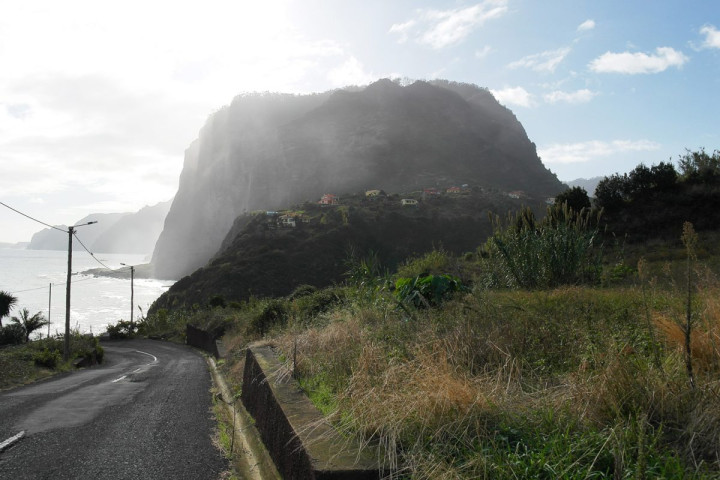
[151,79,564,279]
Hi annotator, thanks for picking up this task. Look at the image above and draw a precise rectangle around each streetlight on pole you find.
[120,263,135,327]
[64,221,97,361]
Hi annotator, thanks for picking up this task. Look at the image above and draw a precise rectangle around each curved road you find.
[0,339,228,479]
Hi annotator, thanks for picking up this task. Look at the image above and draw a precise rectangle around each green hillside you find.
[150,187,547,312]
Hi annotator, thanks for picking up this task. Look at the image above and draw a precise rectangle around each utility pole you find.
[64,221,97,361]
[120,263,135,327]
[48,283,51,338]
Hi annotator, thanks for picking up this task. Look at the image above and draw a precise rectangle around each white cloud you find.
[389,0,508,49]
[700,25,720,49]
[388,20,416,44]
[490,86,535,108]
[577,19,595,32]
[508,47,571,73]
[538,140,661,164]
[544,89,598,104]
[589,47,689,74]
[327,57,376,87]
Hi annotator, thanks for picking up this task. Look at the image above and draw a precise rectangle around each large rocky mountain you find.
[27,212,129,251]
[27,201,171,254]
[91,200,172,254]
[151,79,564,279]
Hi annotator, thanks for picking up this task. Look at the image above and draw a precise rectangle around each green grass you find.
[120,222,720,478]
[0,333,103,390]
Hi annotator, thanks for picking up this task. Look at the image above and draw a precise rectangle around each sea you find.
[0,248,174,337]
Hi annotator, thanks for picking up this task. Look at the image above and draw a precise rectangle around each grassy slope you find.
[0,334,104,391]
[194,235,720,479]
[142,177,720,478]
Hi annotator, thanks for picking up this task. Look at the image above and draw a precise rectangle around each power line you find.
[72,232,113,270]
[0,200,67,233]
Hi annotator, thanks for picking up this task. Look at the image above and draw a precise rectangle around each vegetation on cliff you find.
[150,187,549,313]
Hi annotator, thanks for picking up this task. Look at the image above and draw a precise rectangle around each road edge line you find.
[0,430,25,453]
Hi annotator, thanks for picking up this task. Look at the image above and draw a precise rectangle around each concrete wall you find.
[185,324,220,358]
[241,345,381,480]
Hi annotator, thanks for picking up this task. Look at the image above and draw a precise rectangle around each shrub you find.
[0,323,25,345]
[394,274,467,308]
[481,205,602,288]
[291,287,345,322]
[248,299,289,335]
[106,319,138,339]
[33,348,61,369]
[288,284,318,300]
[396,249,452,278]
[208,295,226,309]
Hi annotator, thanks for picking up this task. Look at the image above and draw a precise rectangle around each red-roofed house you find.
[319,193,340,205]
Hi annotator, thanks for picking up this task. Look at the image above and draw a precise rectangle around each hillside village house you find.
[277,212,309,227]
[279,214,296,228]
[423,187,440,196]
[401,199,419,206]
[365,189,382,197]
[507,191,525,199]
[446,186,462,194]
[319,193,340,206]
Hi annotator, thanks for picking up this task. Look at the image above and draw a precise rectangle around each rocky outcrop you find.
[151,79,564,279]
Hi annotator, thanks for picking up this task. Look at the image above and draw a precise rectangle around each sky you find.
[1,0,718,243]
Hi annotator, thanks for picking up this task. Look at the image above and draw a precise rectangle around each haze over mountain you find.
[26,200,171,254]
[151,79,564,279]
[566,177,603,197]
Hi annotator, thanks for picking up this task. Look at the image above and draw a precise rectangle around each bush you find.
[33,348,61,369]
[394,274,467,308]
[0,324,25,345]
[288,284,318,300]
[481,205,603,288]
[396,249,453,278]
[106,319,138,339]
[208,295,226,308]
[248,299,289,335]
[292,288,345,320]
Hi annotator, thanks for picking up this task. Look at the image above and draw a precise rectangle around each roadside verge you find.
[206,356,281,480]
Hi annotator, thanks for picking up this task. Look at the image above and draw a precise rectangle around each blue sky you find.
[0,0,718,243]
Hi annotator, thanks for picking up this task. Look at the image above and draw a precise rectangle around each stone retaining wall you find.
[241,344,381,480]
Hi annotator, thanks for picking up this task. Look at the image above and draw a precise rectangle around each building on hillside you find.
[365,189,382,197]
[423,187,440,196]
[401,198,419,206]
[507,190,525,199]
[319,193,340,206]
[278,214,296,228]
[446,186,462,194]
[545,197,556,205]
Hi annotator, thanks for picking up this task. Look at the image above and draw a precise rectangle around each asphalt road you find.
[0,339,228,479]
